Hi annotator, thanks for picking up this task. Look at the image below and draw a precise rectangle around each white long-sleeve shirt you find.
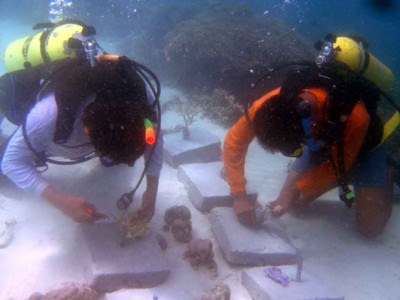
[1,92,163,195]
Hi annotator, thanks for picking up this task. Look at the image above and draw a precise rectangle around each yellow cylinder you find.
[4,24,85,72]
[333,36,395,92]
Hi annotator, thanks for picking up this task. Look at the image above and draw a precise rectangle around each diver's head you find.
[253,94,304,156]
[82,97,149,166]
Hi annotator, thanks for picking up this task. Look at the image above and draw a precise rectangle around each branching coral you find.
[201,283,231,300]
[193,89,244,127]
[163,95,202,139]
[115,211,149,246]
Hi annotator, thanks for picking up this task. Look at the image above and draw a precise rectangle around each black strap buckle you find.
[117,192,134,210]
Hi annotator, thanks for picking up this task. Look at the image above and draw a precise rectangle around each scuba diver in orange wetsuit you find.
[223,35,398,238]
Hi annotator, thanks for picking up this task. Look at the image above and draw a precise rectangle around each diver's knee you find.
[356,207,391,238]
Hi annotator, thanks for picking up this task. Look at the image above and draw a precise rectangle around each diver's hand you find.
[42,187,106,223]
[137,175,159,222]
[269,171,301,217]
[233,192,257,227]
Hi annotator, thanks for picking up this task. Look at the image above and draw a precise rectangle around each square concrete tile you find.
[178,162,257,212]
[209,208,297,266]
[242,266,344,300]
[163,127,222,168]
[80,222,170,293]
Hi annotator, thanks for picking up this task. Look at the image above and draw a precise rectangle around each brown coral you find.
[201,283,231,300]
[116,211,149,246]
[183,239,218,276]
[193,89,244,127]
[163,205,192,231]
[171,218,192,243]
[28,283,98,300]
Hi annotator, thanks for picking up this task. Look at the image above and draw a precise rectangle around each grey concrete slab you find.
[209,208,297,266]
[163,127,222,168]
[80,222,170,293]
[241,267,344,300]
[178,162,257,212]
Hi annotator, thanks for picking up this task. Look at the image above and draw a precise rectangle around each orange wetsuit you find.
[223,87,370,199]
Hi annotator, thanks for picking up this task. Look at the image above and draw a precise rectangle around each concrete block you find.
[80,222,170,293]
[178,162,257,212]
[163,127,222,168]
[241,267,344,300]
[209,208,297,266]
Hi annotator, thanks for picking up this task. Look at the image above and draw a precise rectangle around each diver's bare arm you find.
[42,186,104,223]
[269,170,301,216]
[139,175,159,221]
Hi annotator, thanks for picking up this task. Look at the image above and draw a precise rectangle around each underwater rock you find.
[27,282,98,300]
[163,127,222,168]
[183,238,218,276]
[241,267,345,300]
[178,162,258,213]
[201,283,231,300]
[0,216,16,249]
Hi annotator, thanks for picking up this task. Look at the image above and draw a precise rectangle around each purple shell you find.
[264,267,290,287]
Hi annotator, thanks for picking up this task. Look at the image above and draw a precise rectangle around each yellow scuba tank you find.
[332,36,398,145]
[332,36,394,92]
[316,34,398,146]
[4,22,95,72]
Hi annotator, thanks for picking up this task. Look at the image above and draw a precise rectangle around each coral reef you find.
[183,238,218,276]
[28,282,98,300]
[109,2,315,126]
[201,283,231,300]
[115,211,149,246]
[164,3,315,99]
[163,205,192,243]
[192,89,244,127]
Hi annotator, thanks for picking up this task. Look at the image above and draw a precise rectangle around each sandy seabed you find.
[0,86,399,300]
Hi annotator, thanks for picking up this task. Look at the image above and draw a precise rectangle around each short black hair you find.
[53,58,153,165]
[82,97,149,165]
[253,94,303,155]
[80,59,152,165]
